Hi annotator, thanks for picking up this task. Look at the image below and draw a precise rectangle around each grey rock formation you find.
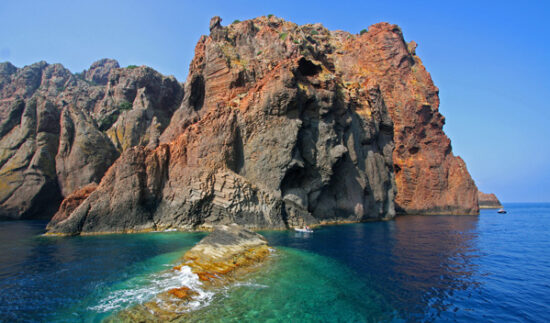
[0,59,183,219]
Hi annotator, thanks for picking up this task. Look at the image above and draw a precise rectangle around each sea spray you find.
[91,265,213,313]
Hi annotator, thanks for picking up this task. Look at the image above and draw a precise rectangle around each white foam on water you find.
[90,265,213,313]
[231,281,269,289]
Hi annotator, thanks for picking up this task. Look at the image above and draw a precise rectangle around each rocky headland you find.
[0,15,479,233]
[111,224,273,321]
[478,191,503,209]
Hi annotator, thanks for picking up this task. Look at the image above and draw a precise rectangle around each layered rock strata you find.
[112,224,272,321]
[47,16,399,235]
[2,15,479,228]
[478,191,503,209]
[331,23,479,214]
[0,59,183,219]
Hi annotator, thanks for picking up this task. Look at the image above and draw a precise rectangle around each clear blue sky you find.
[1,0,548,202]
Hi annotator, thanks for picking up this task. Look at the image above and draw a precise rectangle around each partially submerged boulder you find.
[179,223,271,284]
[111,224,272,321]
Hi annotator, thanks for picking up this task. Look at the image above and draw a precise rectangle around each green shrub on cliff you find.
[127,65,138,69]
[118,101,132,111]
[360,29,368,35]
[98,112,119,131]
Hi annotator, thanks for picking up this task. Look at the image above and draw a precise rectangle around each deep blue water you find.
[1,203,549,322]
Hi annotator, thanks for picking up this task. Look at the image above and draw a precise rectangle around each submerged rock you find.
[478,191,503,209]
[111,224,272,321]
[179,223,271,284]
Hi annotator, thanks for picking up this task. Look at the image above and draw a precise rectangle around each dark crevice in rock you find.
[394,164,402,174]
[297,57,321,77]
[409,146,419,155]
[20,180,63,220]
[230,70,247,88]
[0,99,25,137]
[227,126,245,174]
[189,75,205,111]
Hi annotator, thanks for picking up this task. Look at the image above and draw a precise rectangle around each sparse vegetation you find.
[118,101,133,111]
[98,112,119,131]
[360,29,368,35]
[127,65,138,69]
[267,14,273,18]
[310,30,319,35]
[279,32,288,41]
[256,51,262,56]
[232,20,241,24]
[293,39,300,44]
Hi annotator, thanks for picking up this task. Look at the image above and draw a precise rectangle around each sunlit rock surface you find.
[1,15,479,230]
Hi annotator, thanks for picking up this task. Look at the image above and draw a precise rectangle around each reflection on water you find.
[1,204,550,322]
[262,215,482,321]
[0,222,204,322]
[391,215,480,320]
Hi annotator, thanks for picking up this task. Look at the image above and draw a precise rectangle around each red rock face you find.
[332,23,479,215]
[47,183,97,228]
[47,16,398,234]
[44,16,479,234]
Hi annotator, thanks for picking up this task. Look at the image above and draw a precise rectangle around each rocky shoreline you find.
[1,15,480,235]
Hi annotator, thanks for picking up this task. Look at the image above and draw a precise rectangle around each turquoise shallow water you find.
[1,203,549,322]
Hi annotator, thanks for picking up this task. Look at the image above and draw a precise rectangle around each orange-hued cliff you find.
[337,23,479,215]
[0,16,478,232]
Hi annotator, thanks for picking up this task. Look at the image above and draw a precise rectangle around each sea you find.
[0,203,549,322]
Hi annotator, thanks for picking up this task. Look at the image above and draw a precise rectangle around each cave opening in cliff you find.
[394,164,402,174]
[297,58,321,77]
[227,127,245,174]
[409,146,419,155]
[189,75,205,111]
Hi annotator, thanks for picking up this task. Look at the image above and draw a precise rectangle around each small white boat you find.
[294,227,313,233]
[497,208,507,214]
